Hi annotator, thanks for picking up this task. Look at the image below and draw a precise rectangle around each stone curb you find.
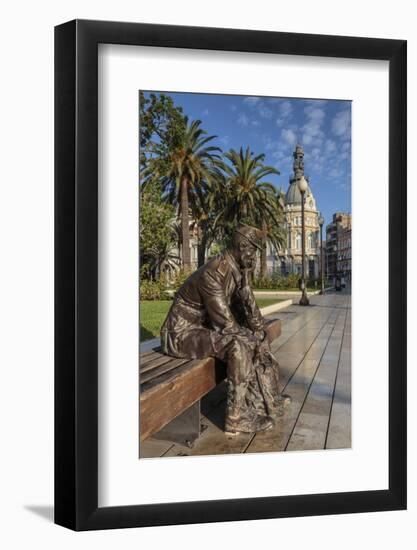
[259,298,293,315]
[254,288,334,296]
[255,289,321,296]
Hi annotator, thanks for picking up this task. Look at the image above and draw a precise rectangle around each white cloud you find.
[230,104,237,112]
[202,108,209,116]
[304,106,325,123]
[272,149,287,162]
[219,136,230,147]
[302,123,324,145]
[237,113,249,126]
[264,138,280,152]
[281,128,297,146]
[302,104,326,147]
[243,96,260,106]
[324,139,337,154]
[279,100,293,118]
[259,105,273,119]
[304,99,328,107]
[329,167,344,178]
[276,100,293,126]
[243,96,273,120]
[332,110,351,137]
[304,147,325,173]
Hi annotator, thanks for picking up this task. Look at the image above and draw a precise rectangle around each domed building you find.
[267,144,321,279]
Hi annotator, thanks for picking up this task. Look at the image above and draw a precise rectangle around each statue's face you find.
[236,239,258,270]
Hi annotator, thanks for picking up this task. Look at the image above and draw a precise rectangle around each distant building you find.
[337,226,351,281]
[266,144,321,279]
[325,212,351,281]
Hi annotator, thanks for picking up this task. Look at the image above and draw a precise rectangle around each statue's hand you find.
[241,268,251,288]
[254,329,266,342]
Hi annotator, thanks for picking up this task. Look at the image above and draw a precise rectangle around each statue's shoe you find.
[225,414,274,434]
[267,393,292,417]
[277,393,292,406]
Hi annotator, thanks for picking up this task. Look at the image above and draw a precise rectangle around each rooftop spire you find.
[293,144,304,181]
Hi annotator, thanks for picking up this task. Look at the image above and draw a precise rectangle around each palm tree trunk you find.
[180,177,191,271]
[198,227,208,267]
[260,221,267,278]
[242,203,248,220]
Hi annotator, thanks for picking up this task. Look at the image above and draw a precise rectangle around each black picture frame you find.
[55,19,407,531]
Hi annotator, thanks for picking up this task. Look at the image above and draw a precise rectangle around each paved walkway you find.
[140,290,351,458]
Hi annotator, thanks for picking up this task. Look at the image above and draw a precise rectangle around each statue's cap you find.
[235,224,264,251]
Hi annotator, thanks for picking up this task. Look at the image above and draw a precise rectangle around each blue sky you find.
[144,91,351,228]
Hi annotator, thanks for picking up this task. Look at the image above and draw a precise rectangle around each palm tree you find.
[146,240,181,281]
[219,147,286,277]
[143,117,221,271]
[190,172,228,266]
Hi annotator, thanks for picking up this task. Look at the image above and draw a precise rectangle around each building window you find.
[295,233,301,250]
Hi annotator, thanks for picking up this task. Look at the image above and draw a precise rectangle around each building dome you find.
[285,179,312,206]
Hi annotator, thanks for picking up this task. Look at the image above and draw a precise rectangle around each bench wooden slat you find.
[140,357,191,385]
[140,347,161,358]
[140,350,166,367]
[140,354,173,374]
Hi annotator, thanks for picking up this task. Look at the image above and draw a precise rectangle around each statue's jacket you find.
[161,250,266,360]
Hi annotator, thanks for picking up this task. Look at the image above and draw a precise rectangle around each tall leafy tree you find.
[140,180,177,280]
[139,92,186,278]
[139,91,186,174]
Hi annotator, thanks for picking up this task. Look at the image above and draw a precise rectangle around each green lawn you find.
[255,298,284,308]
[140,297,284,342]
[140,300,172,342]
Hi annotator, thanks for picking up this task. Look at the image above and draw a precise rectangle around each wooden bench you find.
[139,318,282,446]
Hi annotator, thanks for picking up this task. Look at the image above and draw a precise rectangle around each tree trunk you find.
[180,178,191,271]
[260,221,267,278]
[197,228,208,267]
[242,203,248,220]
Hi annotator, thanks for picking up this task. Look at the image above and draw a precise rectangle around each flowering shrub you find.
[140,280,170,301]
[252,273,303,290]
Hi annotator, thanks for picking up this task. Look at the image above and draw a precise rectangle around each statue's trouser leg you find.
[225,339,250,420]
[224,339,273,433]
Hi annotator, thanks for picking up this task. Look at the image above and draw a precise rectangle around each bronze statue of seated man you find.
[161,224,287,434]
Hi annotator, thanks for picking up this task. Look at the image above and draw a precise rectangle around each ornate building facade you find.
[266,144,321,279]
[326,212,351,281]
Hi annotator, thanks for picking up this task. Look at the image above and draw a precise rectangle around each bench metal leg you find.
[153,401,201,448]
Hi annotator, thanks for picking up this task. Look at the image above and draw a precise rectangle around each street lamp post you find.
[318,213,324,295]
[334,243,340,290]
[298,176,310,306]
